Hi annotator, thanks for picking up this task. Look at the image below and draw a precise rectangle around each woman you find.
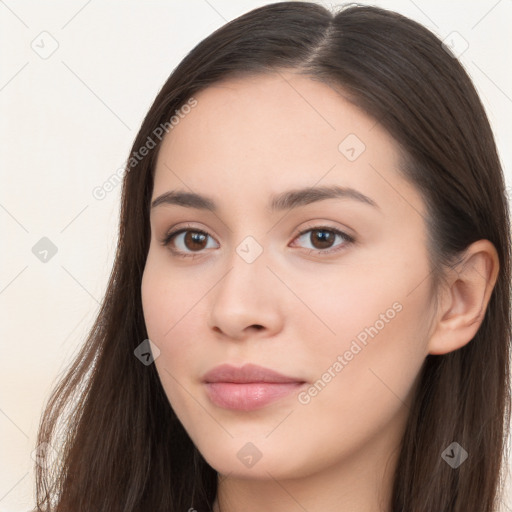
[34,2,511,511]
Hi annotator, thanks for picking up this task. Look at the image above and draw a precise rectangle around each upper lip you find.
[202,363,305,384]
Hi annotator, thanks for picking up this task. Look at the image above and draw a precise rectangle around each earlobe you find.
[427,239,500,356]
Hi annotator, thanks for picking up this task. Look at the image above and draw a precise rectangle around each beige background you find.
[1,0,511,510]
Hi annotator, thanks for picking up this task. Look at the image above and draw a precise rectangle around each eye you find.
[160,226,219,259]
[291,226,354,255]
[160,224,355,259]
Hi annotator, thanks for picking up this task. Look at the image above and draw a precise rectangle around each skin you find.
[141,71,499,512]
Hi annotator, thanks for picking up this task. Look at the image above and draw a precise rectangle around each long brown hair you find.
[35,2,511,511]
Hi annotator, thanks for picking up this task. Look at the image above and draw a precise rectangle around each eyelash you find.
[159,224,355,259]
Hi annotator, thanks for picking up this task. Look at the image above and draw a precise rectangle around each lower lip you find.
[204,382,305,411]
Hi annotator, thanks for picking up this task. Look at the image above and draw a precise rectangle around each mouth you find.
[202,363,307,411]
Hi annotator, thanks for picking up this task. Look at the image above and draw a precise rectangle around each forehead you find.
[152,71,423,220]
[157,72,383,167]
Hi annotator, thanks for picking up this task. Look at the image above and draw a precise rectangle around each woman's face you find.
[141,71,435,483]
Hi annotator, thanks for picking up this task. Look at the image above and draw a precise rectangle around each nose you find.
[207,244,283,341]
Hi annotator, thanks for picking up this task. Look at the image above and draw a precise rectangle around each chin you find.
[196,439,314,480]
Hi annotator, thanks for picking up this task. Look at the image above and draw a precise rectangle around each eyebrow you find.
[150,185,380,213]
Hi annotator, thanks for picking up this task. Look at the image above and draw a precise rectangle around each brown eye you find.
[293,226,354,254]
[161,228,218,257]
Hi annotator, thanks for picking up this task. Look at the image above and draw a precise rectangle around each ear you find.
[427,239,500,355]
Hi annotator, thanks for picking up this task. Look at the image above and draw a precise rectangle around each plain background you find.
[1,1,511,510]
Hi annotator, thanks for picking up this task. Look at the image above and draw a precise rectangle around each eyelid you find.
[292,220,355,241]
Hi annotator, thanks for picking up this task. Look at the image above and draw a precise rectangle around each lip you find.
[202,363,306,411]
[202,363,304,384]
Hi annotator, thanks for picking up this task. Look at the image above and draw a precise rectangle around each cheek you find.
[292,283,429,470]
[287,263,415,357]
[141,260,205,419]
[296,247,432,409]
[294,232,427,331]
[140,262,167,341]
[140,253,206,372]
[141,250,191,341]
